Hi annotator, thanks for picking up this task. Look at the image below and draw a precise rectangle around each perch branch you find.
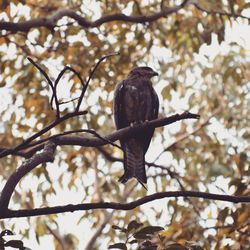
[0,111,199,158]
[54,111,200,147]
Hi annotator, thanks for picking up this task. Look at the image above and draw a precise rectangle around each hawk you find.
[113,66,159,188]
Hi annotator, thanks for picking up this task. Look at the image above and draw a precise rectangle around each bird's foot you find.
[130,120,147,127]
[130,121,139,127]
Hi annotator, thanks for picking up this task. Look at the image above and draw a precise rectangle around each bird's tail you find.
[119,142,147,189]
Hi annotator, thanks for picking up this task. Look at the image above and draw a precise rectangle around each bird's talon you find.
[130,122,136,127]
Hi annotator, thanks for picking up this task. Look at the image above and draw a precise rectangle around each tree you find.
[0,0,249,249]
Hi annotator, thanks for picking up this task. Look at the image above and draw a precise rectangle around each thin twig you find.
[76,52,120,111]
[193,2,249,20]
[53,65,85,117]
[46,226,66,250]
[27,57,60,114]
[59,96,80,105]
[84,183,137,250]
[26,129,122,150]
[154,107,220,162]
[0,111,87,158]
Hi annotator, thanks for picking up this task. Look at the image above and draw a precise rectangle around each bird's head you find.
[129,66,158,79]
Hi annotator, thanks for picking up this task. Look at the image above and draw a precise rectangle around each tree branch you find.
[1,0,249,34]
[84,183,137,250]
[154,106,221,162]
[193,2,250,20]
[76,52,119,111]
[55,111,200,146]
[1,111,199,158]
[0,111,87,158]
[28,57,87,118]
[0,191,249,219]
[53,65,85,117]
[27,57,60,115]
[0,141,56,211]
[0,0,189,33]
[46,226,66,250]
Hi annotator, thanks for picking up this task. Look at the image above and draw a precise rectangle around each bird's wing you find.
[113,81,125,130]
[152,87,159,119]
[142,85,159,153]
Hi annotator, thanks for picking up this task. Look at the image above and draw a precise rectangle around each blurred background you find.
[0,0,249,249]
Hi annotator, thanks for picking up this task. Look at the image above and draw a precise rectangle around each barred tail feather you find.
[119,144,147,189]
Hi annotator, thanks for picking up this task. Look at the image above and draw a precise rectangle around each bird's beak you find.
[152,71,158,77]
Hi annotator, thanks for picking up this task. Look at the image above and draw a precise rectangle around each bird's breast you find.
[123,82,153,124]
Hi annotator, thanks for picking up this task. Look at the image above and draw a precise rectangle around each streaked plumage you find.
[113,66,159,188]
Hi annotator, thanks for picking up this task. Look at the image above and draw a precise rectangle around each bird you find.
[113,66,159,188]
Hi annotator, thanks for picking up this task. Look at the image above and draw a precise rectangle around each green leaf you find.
[108,243,127,250]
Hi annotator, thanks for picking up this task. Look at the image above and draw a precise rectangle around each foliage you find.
[108,220,207,249]
[0,229,31,250]
[0,0,249,249]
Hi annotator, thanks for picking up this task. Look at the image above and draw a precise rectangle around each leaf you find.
[36,223,46,237]
[161,85,171,100]
[0,230,14,237]
[135,226,164,235]
[127,220,143,232]
[111,225,127,233]
[142,247,157,250]
[108,243,127,250]
[0,238,5,247]
[133,233,151,240]
[4,240,24,248]
[128,239,137,244]
[165,243,188,250]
